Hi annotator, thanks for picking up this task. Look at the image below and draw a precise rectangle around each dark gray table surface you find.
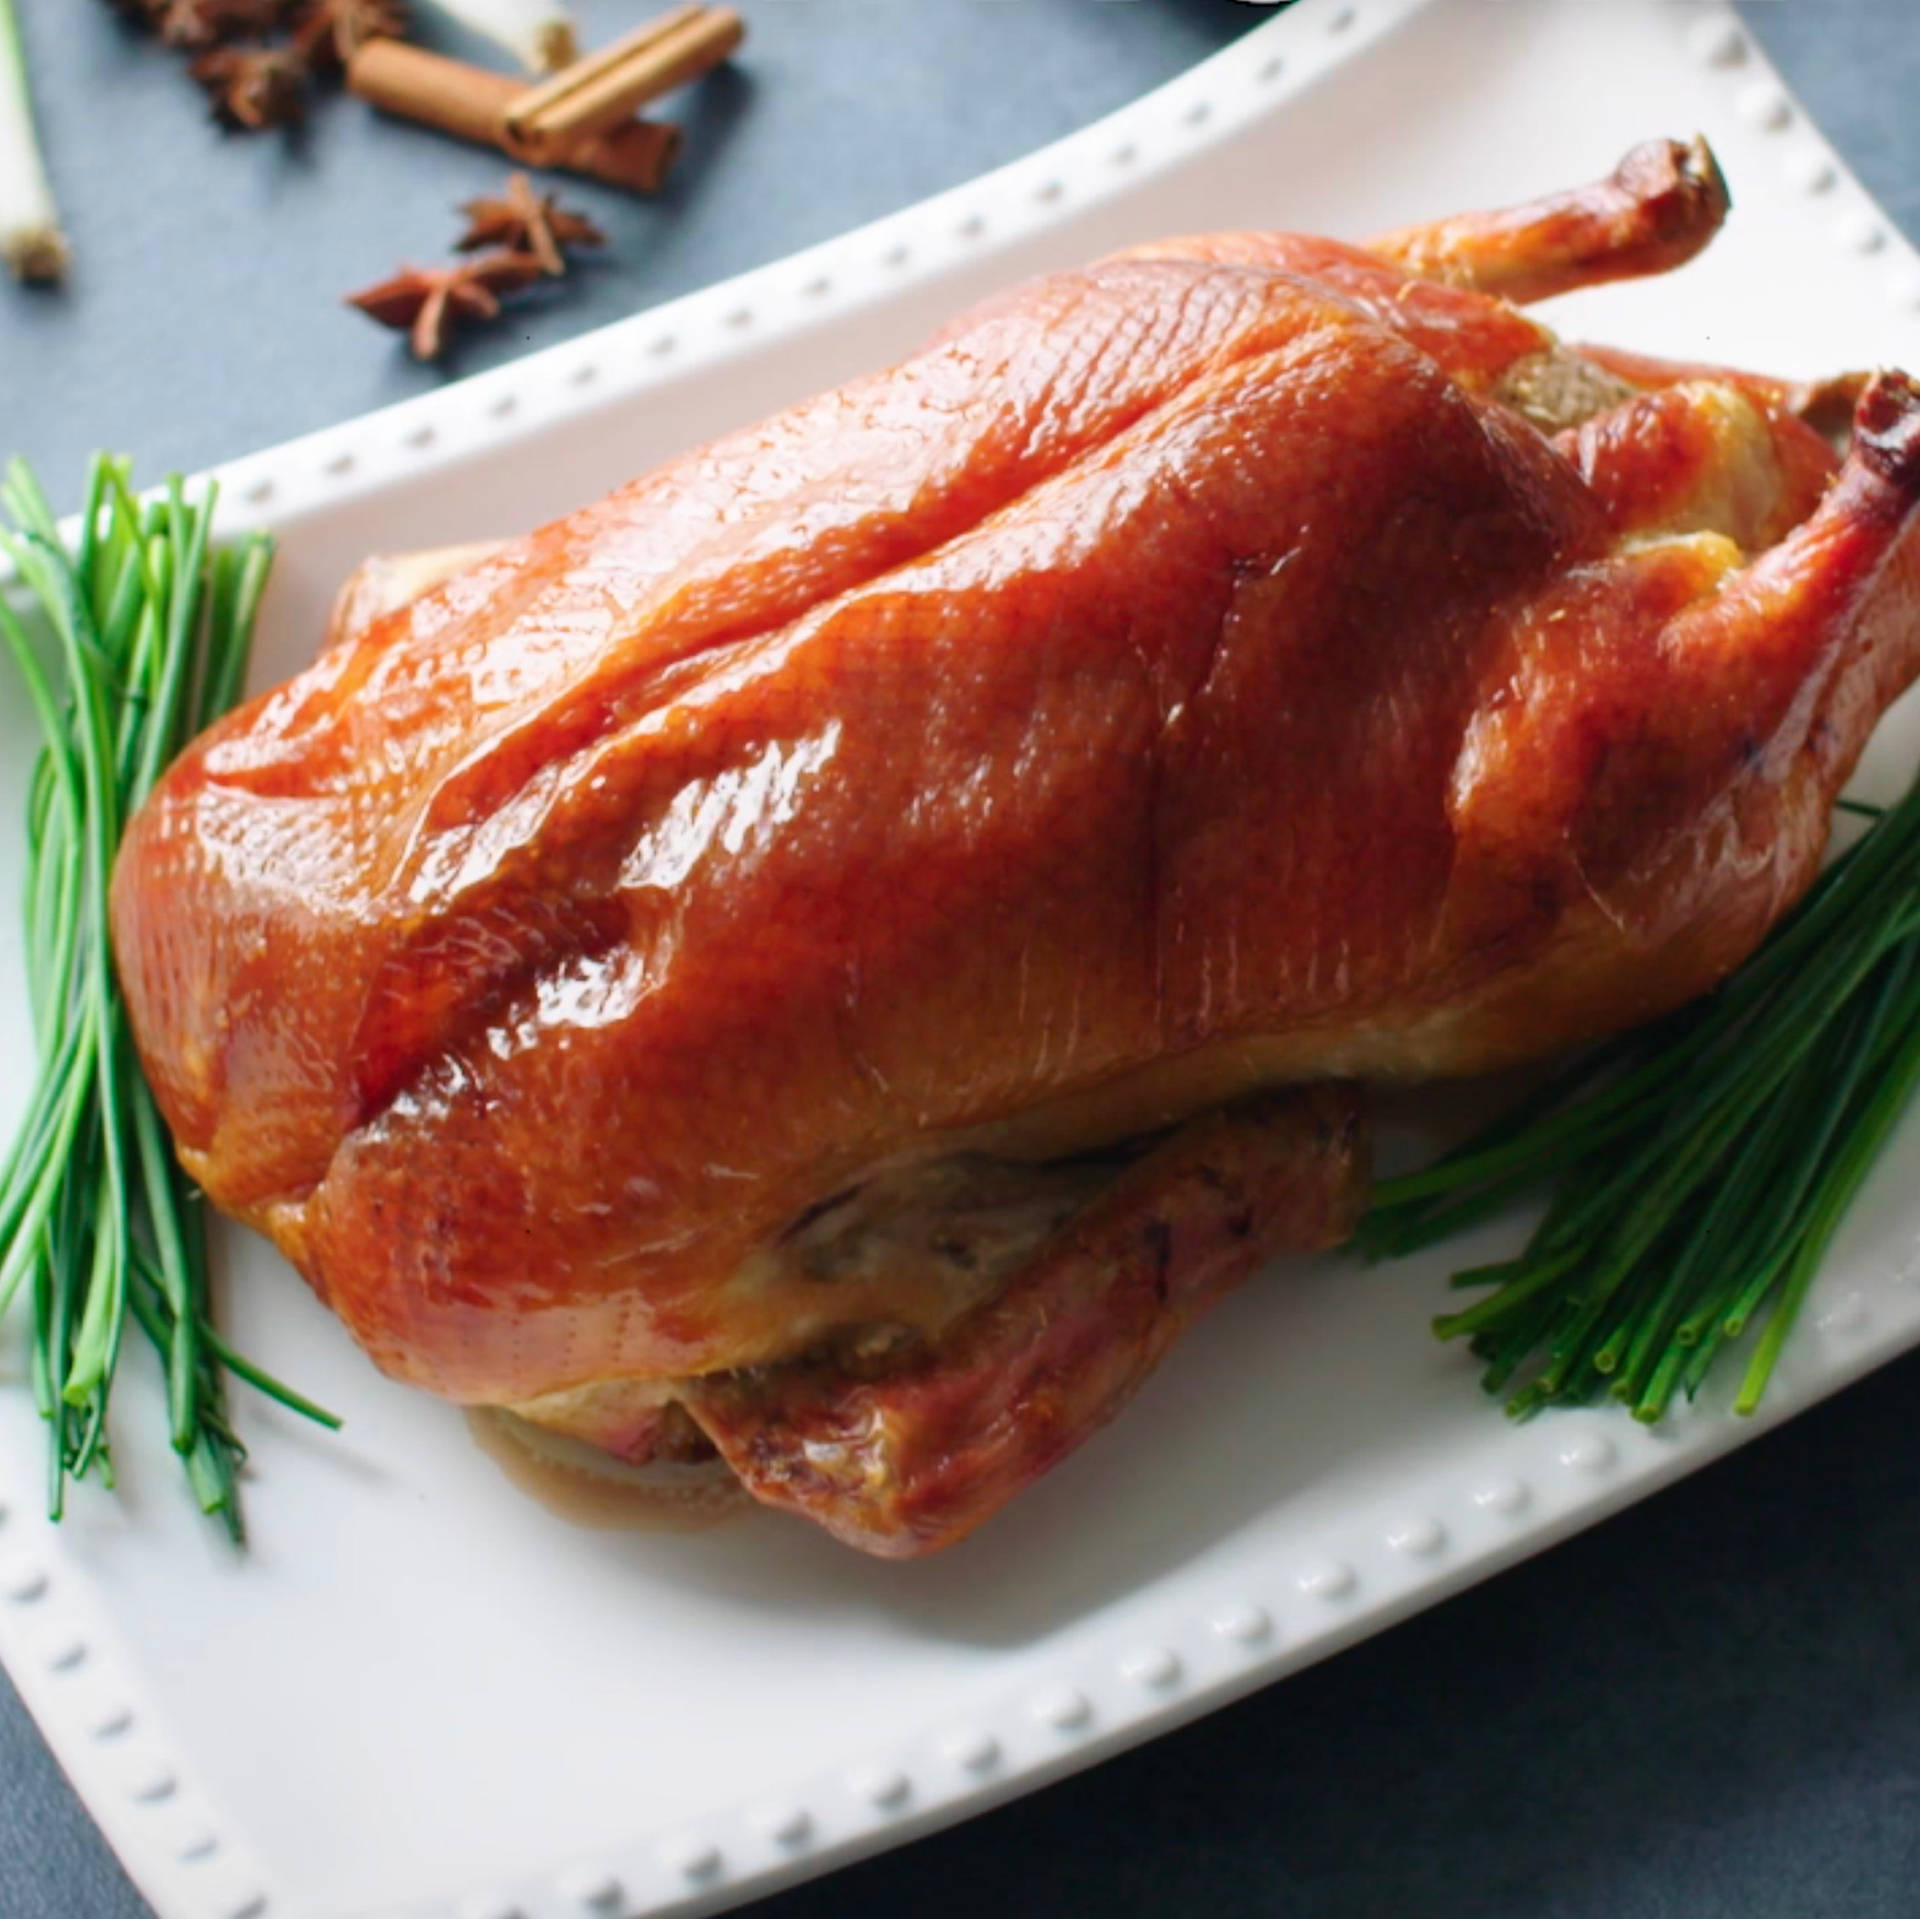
[3,3,1920,1916]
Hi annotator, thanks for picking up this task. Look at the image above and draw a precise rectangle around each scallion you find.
[0,456,338,1539]
[0,0,66,283]
[418,0,578,72]
[1360,771,1920,1423]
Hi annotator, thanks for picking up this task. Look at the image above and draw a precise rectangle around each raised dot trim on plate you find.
[1296,1560,1357,1601]
[557,1866,624,1910]
[1685,15,1746,67]
[849,1766,911,1813]
[1557,1436,1617,1475]
[1386,1518,1446,1558]
[126,1762,178,1803]
[1474,1478,1531,1517]
[455,1896,523,1919]
[943,1730,1002,1774]
[1031,1686,1093,1732]
[1737,81,1792,133]
[1817,1291,1871,1336]
[754,1805,813,1849]
[4,1565,46,1604]
[1841,211,1887,255]
[1210,1603,1274,1646]
[657,1838,722,1883]
[1120,1646,1182,1690]
[1789,150,1838,195]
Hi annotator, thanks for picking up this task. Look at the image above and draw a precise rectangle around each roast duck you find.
[111,141,1920,1555]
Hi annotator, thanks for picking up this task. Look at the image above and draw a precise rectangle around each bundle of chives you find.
[1359,776,1920,1424]
[0,456,336,1538]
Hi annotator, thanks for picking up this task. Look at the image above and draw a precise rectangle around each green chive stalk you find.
[0,456,337,1538]
[1359,779,1920,1424]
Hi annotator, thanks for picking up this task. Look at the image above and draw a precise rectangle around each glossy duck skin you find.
[112,143,1920,1554]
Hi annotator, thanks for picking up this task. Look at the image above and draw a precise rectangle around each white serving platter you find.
[6,3,1920,1917]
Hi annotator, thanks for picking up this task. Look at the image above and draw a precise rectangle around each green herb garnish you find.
[0,455,337,1539]
[1360,773,1920,1423]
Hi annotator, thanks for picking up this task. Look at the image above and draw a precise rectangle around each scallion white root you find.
[0,0,65,283]
[417,0,578,72]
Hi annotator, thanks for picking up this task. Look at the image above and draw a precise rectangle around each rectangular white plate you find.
[5,4,1920,1917]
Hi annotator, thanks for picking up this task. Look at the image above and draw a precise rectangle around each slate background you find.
[3,3,1920,1916]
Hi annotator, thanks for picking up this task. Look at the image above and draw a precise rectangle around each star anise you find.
[152,0,286,50]
[291,0,407,73]
[455,173,605,279]
[344,251,545,361]
[190,43,310,128]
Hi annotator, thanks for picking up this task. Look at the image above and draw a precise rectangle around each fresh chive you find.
[0,456,337,1531]
[1365,766,1920,1424]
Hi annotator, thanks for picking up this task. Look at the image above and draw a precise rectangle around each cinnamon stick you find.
[346,39,682,193]
[503,3,704,145]
[504,6,743,163]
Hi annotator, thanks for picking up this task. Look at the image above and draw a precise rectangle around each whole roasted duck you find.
[112,142,1920,1555]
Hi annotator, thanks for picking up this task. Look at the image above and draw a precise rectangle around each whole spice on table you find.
[190,42,309,127]
[345,247,543,359]
[151,0,287,51]
[346,37,684,192]
[502,2,740,164]
[104,0,395,130]
[456,170,602,275]
[291,0,406,69]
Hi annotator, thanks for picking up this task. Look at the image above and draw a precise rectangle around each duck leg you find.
[1117,141,1730,402]
[683,1085,1366,1557]
[1366,137,1731,304]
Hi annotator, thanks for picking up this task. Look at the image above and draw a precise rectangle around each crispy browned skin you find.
[111,142,1920,1553]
